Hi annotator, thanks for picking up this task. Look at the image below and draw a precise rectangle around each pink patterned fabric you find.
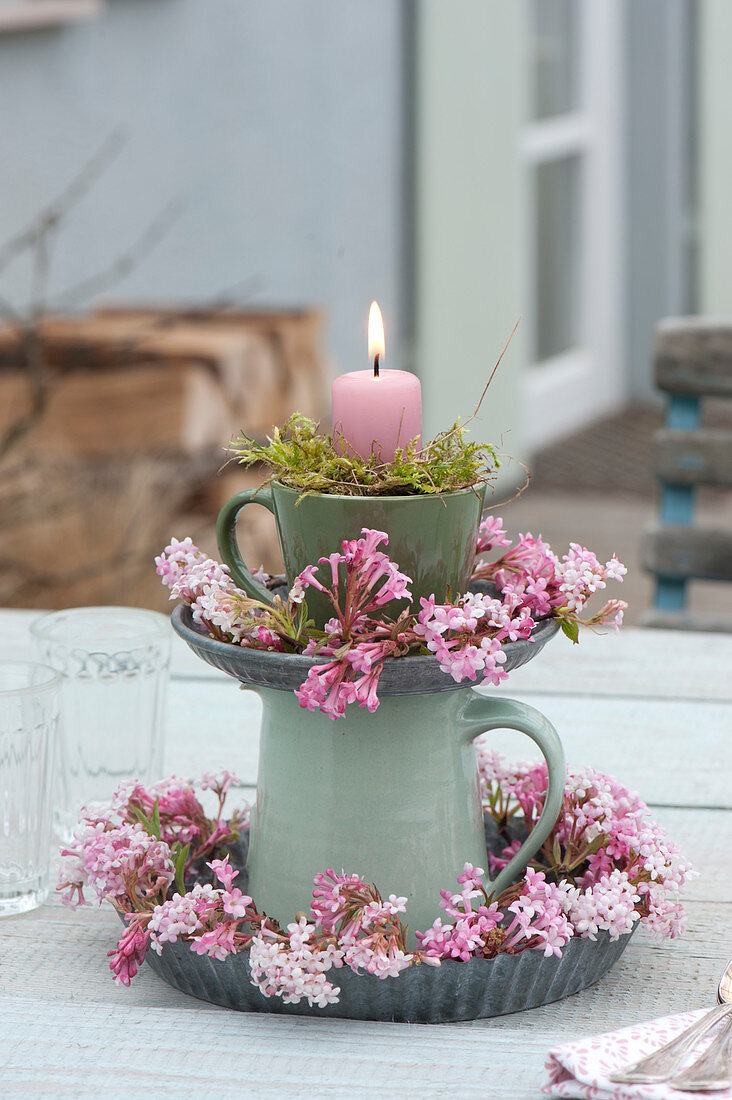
[542,1009,732,1098]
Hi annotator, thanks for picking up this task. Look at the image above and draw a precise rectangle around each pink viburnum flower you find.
[63,747,691,1007]
[475,515,512,554]
[416,863,573,963]
[108,912,151,986]
[470,522,628,628]
[157,524,628,721]
[308,869,413,979]
[200,769,241,797]
[477,752,694,943]
[190,922,239,961]
[155,538,233,607]
[249,920,343,1007]
[57,819,174,908]
[148,883,218,953]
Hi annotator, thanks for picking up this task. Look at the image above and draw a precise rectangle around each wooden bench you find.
[641,317,732,631]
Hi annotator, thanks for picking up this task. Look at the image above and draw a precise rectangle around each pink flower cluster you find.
[148,857,259,962]
[292,527,412,622]
[157,521,627,721]
[293,529,412,719]
[155,537,233,618]
[116,770,245,851]
[249,919,343,1007]
[478,750,693,940]
[472,516,627,631]
[295,642,396,720]
[415,590,533,687]
[417,863,573,963]
[62,756,691,1003]
[311,869,413,978]
[248,869,414,1007]
[562,870,641,942]
[155,538,285,650]
[108,912,151,986]
[57,773,251,984]
[58,817,174,909]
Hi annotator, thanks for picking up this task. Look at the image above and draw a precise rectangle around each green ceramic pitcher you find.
[246,685,564,946]
[172,593,564,951]
[216,481,486,625]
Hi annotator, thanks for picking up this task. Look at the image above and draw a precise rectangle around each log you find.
[0,309,329,439]
[0,363,234,458]
[652,427,732,487]
[0,1,101,32]
[0,451,219,610]
[642,522,732,581]
[0,306,327,607]
[655,317,732,397]
[92,305,330,423]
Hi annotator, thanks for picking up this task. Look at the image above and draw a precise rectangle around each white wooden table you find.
[1,612,730,1098]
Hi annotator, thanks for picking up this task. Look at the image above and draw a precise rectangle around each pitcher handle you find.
[458,693,565,898]
[216,487,277,604]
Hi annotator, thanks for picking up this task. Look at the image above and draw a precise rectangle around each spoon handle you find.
[670,1012,732,1092]
[609,1003,732,1085]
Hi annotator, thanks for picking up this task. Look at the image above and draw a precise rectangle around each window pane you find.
[530,0,580,120]
[534,155,581,362]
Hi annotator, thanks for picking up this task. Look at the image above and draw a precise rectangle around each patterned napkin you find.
[542,1009,732,1099]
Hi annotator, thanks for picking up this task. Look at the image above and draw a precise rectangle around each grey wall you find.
[0,0,408,376]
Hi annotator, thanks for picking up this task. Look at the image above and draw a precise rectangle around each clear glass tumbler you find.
[0,662,60,915]
[30,607,171,838]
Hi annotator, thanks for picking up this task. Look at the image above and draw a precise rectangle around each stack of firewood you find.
[0,306,329,609]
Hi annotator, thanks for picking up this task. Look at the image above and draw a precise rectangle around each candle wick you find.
[373,352,380,378]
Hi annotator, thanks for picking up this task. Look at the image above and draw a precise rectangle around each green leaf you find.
[150,798,161,840]
[560,618,580,644]
[174,843,190,895]
[129,804,152,832]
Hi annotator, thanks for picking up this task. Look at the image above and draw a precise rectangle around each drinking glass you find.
[0,662,60,915]
[30,607,171,838]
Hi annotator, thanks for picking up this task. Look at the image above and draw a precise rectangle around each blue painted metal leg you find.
[666,394,702,431]
[654,395,702,612]
[656,577,688,611]
[660,483,695,525]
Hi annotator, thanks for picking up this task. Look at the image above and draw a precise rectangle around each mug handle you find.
[216,487,277,604]
[458,694,565,898]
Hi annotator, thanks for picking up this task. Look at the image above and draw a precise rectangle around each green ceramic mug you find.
[216,480,486,625]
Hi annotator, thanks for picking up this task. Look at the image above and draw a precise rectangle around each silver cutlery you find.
[609,958,732,1086]
[670,1011,732,1092]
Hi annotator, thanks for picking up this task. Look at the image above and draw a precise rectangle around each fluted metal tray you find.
[146,926,633,1023]
[144,827,635,1022]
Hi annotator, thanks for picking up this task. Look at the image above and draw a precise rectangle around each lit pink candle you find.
[332,301,422,463]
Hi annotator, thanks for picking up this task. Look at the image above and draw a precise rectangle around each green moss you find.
[230,414,499,497]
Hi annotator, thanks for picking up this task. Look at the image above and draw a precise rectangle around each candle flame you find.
[368,300,385,367]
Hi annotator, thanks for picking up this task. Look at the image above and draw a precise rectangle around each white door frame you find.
[521,1,624,450]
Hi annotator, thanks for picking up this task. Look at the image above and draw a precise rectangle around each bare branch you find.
[0,294,23,327]
[0,326,49,461]
[49,197,185,311]
[0,129,128,277]
[29,220,55,320]
[466,316,521,426]
[417,318,522,455]
[202,274,265,310]
[489,453,531,507]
